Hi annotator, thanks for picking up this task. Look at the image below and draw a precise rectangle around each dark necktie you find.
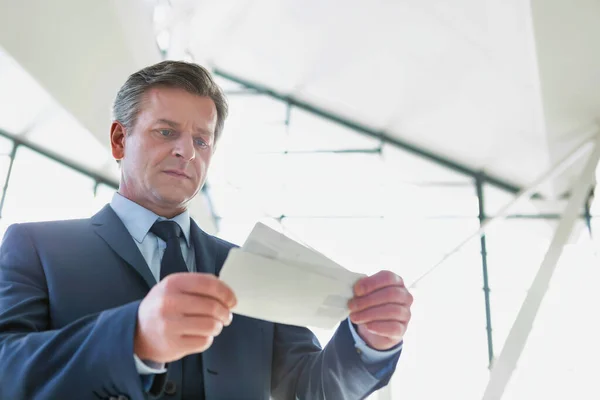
[150,221,188,280]
[151,221,204,399]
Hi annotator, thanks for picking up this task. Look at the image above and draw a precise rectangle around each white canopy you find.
[1,0,599,199]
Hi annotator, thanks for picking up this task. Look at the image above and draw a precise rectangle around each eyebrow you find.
[155,118,213,137]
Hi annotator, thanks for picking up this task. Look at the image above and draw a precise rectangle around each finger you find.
[163,273,237,308]
[349,286,413,312]
[172,315,224,337]
[155,291,233,326]
[349,303,410,325]
[354,270,404,296]
[179,335,214,354]
[363,320,407,340]
[176,294,234,326]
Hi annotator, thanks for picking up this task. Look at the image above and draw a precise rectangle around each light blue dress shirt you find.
[109,192,401,377]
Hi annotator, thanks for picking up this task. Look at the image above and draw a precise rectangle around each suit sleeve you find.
[0,224,147,400]
[270,318,401,399]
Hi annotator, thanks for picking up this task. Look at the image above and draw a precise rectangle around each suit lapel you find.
[190,221,237,397]
[91,205,156,289]
[190,220,217,276]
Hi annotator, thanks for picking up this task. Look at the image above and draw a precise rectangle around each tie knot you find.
[150,220,182,242]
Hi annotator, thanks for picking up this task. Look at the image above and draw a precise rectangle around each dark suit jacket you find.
[0,205,399,399]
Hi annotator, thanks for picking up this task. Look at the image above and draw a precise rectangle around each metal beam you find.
[0,143,18,219]
[481,133,600,400]
[476,175,495,367]
[213,68,525,195]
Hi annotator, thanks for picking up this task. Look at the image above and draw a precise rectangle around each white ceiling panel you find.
[177,0,600,197]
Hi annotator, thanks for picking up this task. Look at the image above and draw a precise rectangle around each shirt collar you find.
[110,192,191,247]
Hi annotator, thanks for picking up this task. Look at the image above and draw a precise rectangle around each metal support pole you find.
[0,143,18,219]
[93,180,100,197]
[476,175,495,367]
[284,101,291,154]
[584,188,594,238]
[481,133,600,400]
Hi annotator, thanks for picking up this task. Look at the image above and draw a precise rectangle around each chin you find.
[156,190,193,207]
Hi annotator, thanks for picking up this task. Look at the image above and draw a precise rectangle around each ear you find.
[110,121,126,161]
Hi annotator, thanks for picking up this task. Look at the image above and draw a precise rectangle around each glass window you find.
[484,219,556,356]
[1,147,96,226]
[203,79,600,399]
[25,107,112,171]
[484,183,569,217]
[499,224,599,398]
[381,144,472,184]
[216,216,279,246]
[379,217,487,400]
[219,94,288,154]
[283,153,385,218]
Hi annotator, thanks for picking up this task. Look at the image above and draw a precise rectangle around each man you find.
[0,61,413,399]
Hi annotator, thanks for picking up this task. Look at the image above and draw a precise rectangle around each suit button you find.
[165,381,177,395]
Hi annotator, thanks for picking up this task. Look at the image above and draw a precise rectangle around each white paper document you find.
[219,223,365,329]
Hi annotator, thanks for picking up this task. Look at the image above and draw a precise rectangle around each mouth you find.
[163,170,191,179]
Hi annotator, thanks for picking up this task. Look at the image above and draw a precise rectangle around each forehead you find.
[138,86,218,130]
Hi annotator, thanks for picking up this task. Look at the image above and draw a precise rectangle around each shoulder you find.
[2,218,93,246]
[4,218,92,235]
[0,218,93,264]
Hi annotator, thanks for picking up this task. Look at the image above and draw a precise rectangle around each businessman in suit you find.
[0,61,413,399]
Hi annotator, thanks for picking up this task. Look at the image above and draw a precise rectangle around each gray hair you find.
[112,60,228,141]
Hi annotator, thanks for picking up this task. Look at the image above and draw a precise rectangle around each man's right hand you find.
[134,273,237,363]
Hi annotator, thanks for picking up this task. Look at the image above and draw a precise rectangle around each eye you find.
[158,129,173,137]
[194,138,209,149]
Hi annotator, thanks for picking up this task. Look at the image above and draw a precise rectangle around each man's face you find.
[110,86,218,217]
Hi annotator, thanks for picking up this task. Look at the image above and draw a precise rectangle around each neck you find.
[117,189,187,219]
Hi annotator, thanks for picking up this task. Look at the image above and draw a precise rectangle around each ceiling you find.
[179,0,600,197]
[0,0,599,207]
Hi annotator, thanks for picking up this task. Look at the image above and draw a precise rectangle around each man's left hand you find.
[348,270,413,351]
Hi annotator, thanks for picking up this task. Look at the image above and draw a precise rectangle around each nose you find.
[173,133,195,162]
